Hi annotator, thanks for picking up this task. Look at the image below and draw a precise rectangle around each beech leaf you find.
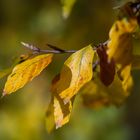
[3,54,53,95]
[117,64,133,95]
[107,18,138,66]
[97,46,115,86]
[53,45,94,104]
[46,74,74,130]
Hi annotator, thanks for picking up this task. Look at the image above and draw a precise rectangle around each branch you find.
[21,40,109,55]
[21,42,77,54]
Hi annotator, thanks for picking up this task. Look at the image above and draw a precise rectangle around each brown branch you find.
[21,42,77,54]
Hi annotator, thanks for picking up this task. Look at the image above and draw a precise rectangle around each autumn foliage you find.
[1,0,140,133]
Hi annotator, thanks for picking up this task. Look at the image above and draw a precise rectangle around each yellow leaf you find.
[0,54,30,80]
[107,18,138,66]
[80,71,132,108]
[46,73,74,129]
[61,0,76,18]
[53,95,74,129]
[3,54,53,95]
[53,45,94,104]
[117,64,133,95]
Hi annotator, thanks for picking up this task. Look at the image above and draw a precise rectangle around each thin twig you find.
[21,42,77,54]
[21,40,109,55]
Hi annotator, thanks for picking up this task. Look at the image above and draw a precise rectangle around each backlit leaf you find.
[117,64,133,95]
[52,45,94,104]
[3,54,53,95]
[0,54,30,80]
[46,74,74,129]
[53,95,74,129]
[107,18,138,66]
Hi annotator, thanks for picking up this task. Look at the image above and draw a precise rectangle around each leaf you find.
[61,0,76,18]
[0,54,30,80]
[80,71,132,108]
[52,45,94,104]
[117,64,133,95]
[107,18,138,66]
[46,74,74,129]
[53,95,74,129]
[3,54,53,95]
[97,46,115,86]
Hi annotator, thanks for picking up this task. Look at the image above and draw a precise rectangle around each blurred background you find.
[0,0,140,140]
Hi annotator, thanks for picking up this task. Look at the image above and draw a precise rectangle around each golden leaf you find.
[53,45,94,104]
[53,95,74,129]
[3,54,53,95]
[46,74,74,129]
[117,64,133,95]
[107,18,138,66]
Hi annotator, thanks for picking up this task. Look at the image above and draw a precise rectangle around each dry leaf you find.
[3,54,53,95]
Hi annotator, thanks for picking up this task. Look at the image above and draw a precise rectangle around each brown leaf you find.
[97,46,115,86]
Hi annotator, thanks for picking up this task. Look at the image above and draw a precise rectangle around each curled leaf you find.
[3,54,53,95]
[46,74,74,130]
[117,64,133,95]
[53,95,74,129]
[107,18,138,66]
[97,46,115,86]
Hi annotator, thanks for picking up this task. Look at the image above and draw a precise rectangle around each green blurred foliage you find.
[0,0,140,140]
